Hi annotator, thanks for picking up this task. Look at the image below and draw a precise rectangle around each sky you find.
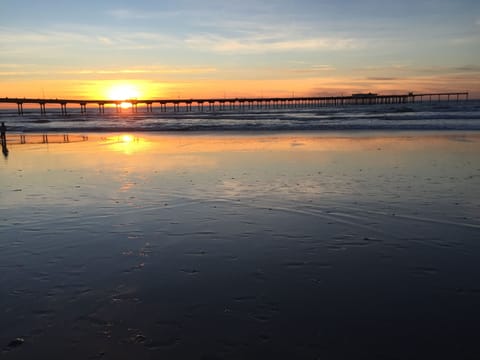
[1,0,479,99]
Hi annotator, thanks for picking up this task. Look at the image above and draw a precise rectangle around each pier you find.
[0,92,469,116]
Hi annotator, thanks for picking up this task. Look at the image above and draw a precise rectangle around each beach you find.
[1,131,480,359]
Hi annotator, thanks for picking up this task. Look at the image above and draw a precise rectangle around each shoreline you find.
[5,127,480,136]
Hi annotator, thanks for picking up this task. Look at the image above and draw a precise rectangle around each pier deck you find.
[0,92,469,116]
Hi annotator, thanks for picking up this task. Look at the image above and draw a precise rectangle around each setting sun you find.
[121,134,134,143]
[107,84,141,101]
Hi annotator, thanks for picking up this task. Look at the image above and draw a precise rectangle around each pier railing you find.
[0,92,470,116]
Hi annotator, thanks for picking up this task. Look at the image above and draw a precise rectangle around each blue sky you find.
[1,0,479,98]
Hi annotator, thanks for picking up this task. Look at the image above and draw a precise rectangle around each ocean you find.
[1,99,480,133]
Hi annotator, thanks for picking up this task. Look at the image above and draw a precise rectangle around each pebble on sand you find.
[7,337,25,348]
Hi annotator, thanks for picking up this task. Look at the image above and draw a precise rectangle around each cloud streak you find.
[186,34,361,53]
[289,65,336,74]
[0,66,216,78]
[107,8,187,20]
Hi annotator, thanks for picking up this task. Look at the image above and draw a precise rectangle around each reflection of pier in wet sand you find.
[0,92,469,116]
[5,134,89,145]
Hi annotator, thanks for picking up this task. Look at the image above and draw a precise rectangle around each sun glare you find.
[121,134,134,143]
[108,84,141,101]
[104,134,151,155]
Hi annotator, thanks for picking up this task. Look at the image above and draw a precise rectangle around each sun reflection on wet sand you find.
[101,134,152,155]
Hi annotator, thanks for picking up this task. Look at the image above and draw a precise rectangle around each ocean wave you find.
[1,101,480,133]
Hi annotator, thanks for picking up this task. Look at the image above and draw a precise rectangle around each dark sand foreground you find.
[1,131,480,359]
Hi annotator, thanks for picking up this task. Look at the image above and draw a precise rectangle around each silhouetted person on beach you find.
[1,122,8,157]
[0,122,6,140]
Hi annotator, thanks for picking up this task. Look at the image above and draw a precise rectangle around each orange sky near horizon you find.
[1,73,478,101]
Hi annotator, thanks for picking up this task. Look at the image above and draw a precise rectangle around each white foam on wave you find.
[2,101,480,132]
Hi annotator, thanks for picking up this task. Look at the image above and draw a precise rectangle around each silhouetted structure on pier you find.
[0,92,469,116]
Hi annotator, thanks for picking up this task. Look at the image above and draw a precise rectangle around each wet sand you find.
[1,131,480,359]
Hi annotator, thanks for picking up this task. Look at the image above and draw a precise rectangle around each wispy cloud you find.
[367,77,400,81]
[0,71,41,76]
[0,28,91,44]
[0,26,181,55]
[109,9,149,19]
[449,35,480,45]
[354,64,480,81]
[182,14,366,54]
[186,34,360,53]
[0,66,216,78]
[60,67,217,75]
[289,65,336,74]
[1,18,364,57]
[454,65,480,72]
[107,8,181,20]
